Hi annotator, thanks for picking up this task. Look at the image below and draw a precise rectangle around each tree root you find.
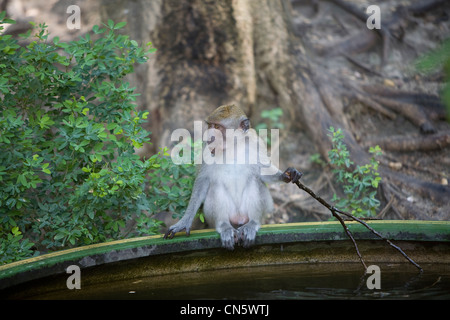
[362,130,450,151]
[292,0,447,223]
[383,169,450,206]
[302,64,448,222]
[362,85,441,133]
[321,0,448,67]
[315,0,446,134]
[317,28,379,58]
[348,91,397,120]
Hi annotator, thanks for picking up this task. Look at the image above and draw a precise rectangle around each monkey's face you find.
[205,118,251,160]
[204,104,251,159]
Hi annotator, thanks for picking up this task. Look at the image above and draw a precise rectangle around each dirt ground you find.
[2,0,449,223]
[271,0,450,223]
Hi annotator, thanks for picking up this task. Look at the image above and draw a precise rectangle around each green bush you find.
[254,107,285,130]
[0,14,195,263]
[415,39,450,122]
[0,226,34,265]
[327,127,382,217]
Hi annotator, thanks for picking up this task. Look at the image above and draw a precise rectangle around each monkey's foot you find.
[219,226,238,250]
[237,221,260,248]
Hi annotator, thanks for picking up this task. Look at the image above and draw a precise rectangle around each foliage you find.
[309,153,326,167]
[327,127,382,217]
[146,147,197,223]
[254,107,284,130]
[415,38,450,122]
[255,107,284,146]
[0,226,36,265]
[0,14,195,263]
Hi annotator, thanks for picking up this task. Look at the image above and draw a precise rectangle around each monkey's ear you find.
[240,119,250,132]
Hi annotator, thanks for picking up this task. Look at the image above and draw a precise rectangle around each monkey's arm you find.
[261,167,303,184]
[164,175,209,239]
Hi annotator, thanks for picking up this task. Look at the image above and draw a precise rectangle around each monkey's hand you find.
[281,167,303,184]
[164,219,191,240]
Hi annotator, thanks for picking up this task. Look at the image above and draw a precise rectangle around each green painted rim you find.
[1,220,449,289]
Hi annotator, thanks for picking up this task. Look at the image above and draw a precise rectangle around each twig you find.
[293,179,423,273]
[342,53,383,77]
[376,195,394,219]
[331,207,367,270]
[333,206,423,272]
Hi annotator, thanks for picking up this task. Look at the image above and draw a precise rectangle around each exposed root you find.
[362,130,450,151]
[362,85,441,133]
[348,91,397,120]
[376,195,395,219]
[308,65,448,222]
[317,28,379,57]
[383,170,450,206]
[318,0,447,68]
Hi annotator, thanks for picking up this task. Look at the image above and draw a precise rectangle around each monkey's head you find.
[205,104,250,155]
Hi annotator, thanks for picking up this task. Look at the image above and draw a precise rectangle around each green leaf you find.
[82,166,91,173]
[11,226,21,236]
[107,19,114,29]
[54,233,65,240]
[17,174,27,187]
[114,21,127,30]
[107,123,118,131]
[41,163,51,174]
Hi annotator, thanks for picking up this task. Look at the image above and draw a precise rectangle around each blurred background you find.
[2,0,449,224]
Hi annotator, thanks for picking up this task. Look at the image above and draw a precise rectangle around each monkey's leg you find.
[203,187,239,250]
[234,183,269,248]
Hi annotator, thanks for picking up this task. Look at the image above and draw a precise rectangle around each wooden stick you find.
[293,179,423,273]
[331,207,368,270]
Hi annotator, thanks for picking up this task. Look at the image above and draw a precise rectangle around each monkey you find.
[164,104,302,250]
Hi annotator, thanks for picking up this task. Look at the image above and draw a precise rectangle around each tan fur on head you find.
[205,104,247,124]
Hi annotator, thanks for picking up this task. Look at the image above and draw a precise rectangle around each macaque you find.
[164,104,302,249]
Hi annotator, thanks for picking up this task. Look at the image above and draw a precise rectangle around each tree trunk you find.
[100,0,450,220]
[101,0,303,148]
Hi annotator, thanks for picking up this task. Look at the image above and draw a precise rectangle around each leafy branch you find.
[328,127,382,218]
[0,14,194,263]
